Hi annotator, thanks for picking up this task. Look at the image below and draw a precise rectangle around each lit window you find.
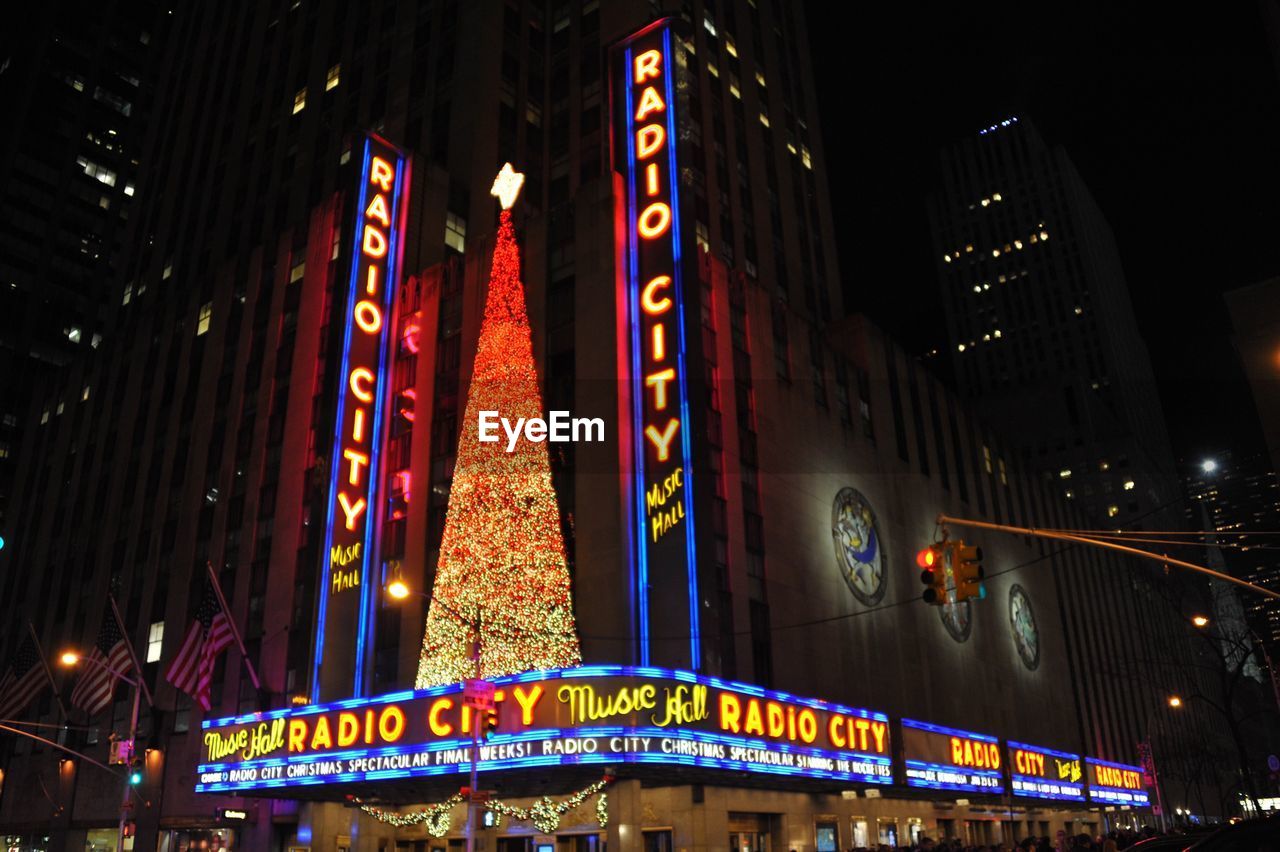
[122,281,133,305]
[81,385,90,401]
[708,62,719,78]
[1107,505,1119,518]
[40,409,49,425]
[758,112,769,127]
[197,302,212,336]
[124,183,135,197]
[999,459,1008,485]
[163,260,173,280]
[76,156,117,187]
[1074,306,1083,315]
[725,38,738,57]
[293,87,307,114]
[1040,230,1049,240]
[56,401,64,416]
[703,15,717,36]
[755,70,766,86]
[91,333,102,348]
[1065,489,1074,499]
[0,443,8,459]
[146,622,165,663]
[1123,480,1135,491]
[800,146,812,169]
[290,260,306,283]
[1099,460,1110,471]
[943,255,951,264]
[66,326,82,343]
[957,343,966,352]
[326,64,340,91]
[981,198,990,207]
[983,446,993,473]
[992,249,1000,258]
[729,82,741,99]
[1059,469,1072,479]
[992,193,1002,201]
[445,212,467,253]
[1013,240,1023,250]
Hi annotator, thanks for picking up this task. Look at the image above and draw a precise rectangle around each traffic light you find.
[951,540,985,602]
[917,544,947,605]
[481,706,499,740]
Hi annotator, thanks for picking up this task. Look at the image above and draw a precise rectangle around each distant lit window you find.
[1099,460,1110,471]
[1107,505,1119,518]
[725,37,738,57]
[758,112,770,128]
[0,443,8,459]
[40,409,49,425]
[445,212,467,253]
[56,401,64,416]
[197,302,212,336]
[146,621,165,663]
[708,62,719,78]
[81,385,90,401]
[1059,469,1072,479]
[124,183,135,197]
[325,64,341,91]
[122,281,133,305]
[91,332,102,348]
[1123,479,1135,491]
[983,446,993,474]
[290,260,306,283]
[755,70,766,87]
[162,260,173,280]
[1064,489,1074,499]
[703,14,717,36]
[800,146,812,169]
[999,459,1008,485]
[76,156,117,187]
[729,82,741,99]
[66,326,82,343]
[293,87,307,114]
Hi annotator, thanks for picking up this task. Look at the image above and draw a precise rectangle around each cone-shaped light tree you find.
[415,164,582,687]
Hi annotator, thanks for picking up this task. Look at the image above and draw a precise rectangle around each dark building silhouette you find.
[928,117,1180,531]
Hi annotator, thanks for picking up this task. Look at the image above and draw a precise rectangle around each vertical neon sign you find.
[311,134,410,702]
[613,20,700,669]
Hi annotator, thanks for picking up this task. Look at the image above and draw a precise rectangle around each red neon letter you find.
[365,193,390,226]
[351,408,366,442]
[370,156,395,191]
[353,300,383,333]
[362,225,387,258]
[638,202,671,239]
[343,448,369,486]
[646,163,660,196]
[652,323,666,360]
[365,264,380,295]
[634,49,662,84]
[350,368,375,402]
[338,492,367,530]
[645,418,680,461]
[637,124,665,159]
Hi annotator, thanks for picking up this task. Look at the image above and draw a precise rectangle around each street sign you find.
[109,737,135,765]
[463,678,495,710]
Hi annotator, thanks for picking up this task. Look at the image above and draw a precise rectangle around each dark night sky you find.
[806,2,1280,462]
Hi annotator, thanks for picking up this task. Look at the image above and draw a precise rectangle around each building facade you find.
[0,2,1225,851]
[927,117,1180,532]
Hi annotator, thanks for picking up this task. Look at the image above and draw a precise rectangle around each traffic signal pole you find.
[936,514,1280,600]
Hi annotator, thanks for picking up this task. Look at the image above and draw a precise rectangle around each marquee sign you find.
[195,667,892,793]
[311,134,410,702]
[611,18,700,668]
[901,719,1004,793]
[1086,757,1150,806]
[1007,741,1085,802]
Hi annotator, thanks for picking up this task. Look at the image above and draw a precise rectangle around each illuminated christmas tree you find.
[415,164,582,687]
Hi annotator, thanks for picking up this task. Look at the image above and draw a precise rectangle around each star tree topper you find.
[491,163,525,210]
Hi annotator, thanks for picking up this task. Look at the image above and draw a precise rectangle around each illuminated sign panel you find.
[901,719,1004,793]
[195,667,892,793]
[1007,741,1085,802]
[1086,757,1150,806]
[311,134,410,702]
[612,19,700,668]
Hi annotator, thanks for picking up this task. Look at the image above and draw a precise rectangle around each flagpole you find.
[108,596,154,708]
[205,561,261,691]
[27,622,68,721]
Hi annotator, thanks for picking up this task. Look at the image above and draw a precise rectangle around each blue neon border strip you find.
[310,138,406,701]
[623,46,650,666]
[311,138,373,703]
[196,725,893,793]
[663,25,701,671]
[1007,740,1086,802]
[1085,756,1151,804]
[901,717,1000,743]
[209,665,891,729]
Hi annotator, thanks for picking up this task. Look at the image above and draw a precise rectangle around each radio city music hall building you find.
[0,2,1218,851]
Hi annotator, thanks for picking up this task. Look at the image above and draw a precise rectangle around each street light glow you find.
[59,651,80,667]
[1191,614,1209,628]
[1168,695,1183,708]
[1200,459,1218,474]
[386,578,410,600]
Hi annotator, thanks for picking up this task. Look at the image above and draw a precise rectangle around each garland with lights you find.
[355,780,609,834]
[356,792,464,836]
[415,166,582,687]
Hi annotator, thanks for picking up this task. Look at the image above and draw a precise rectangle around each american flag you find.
[0,631,48,720]
[164,578,233,711]
[70,604,133,718]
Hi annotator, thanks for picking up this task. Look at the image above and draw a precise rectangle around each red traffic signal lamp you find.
[951,540,985,601]
[917,544,947,605]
